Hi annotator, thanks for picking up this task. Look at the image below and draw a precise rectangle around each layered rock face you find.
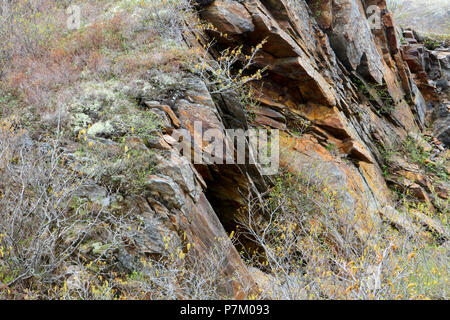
[400,28,450,146]
[2,0,449,301]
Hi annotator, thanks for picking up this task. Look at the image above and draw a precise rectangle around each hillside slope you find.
[0,0,448,300]
[388,0,450,35]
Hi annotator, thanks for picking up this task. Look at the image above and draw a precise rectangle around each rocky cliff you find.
[0,0,448,299]
[387,0,450,35]
[169,0,448,296]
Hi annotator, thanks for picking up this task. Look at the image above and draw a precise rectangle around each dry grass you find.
[237,168,448,300]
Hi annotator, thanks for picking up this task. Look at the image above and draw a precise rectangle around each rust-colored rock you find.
[200,0,254,35]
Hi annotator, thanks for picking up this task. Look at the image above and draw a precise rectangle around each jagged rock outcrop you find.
[117,0,448,296]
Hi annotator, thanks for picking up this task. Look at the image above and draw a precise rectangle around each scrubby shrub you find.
[237,167,448,299]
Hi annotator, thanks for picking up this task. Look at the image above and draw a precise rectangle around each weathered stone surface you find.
[4,0,450,301]
[74,184,111,207]
[155,151,202,201]
[144,101,181,128]
[279,132,387,227]
[196,3,448,246]
[299,103,351,138]
[239,0,338,106]
[249,106,285,122]
[408,183,431,202]
[310,0,333,30]
[325,0,384,83]
[412,210,449,242]
[200,0,255,35]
